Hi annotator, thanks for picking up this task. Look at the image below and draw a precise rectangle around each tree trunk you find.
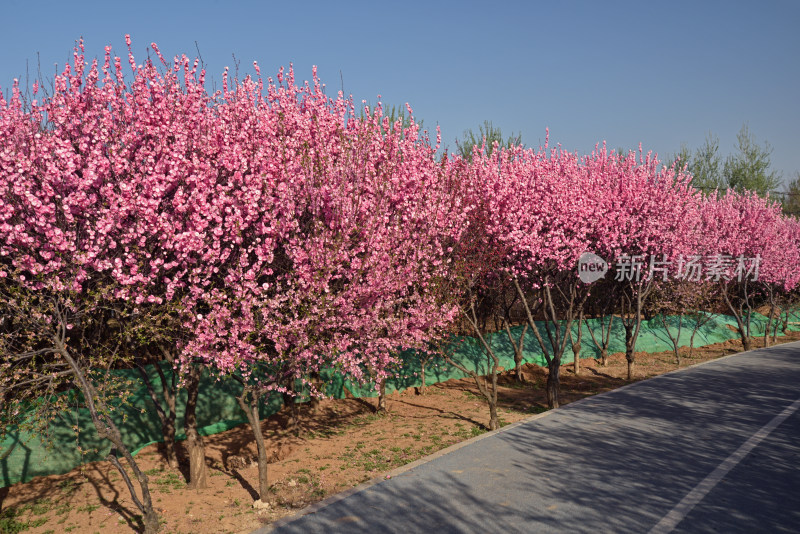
[281,377,298,430]
[660,313,683,367]
[503,322,528,383]
[162,414,178,469]
[689,326,698,359]
[572,342,581,375]
[55,340,159,533]
[625,331,636,380]
[546,361,560,409]
[620,281,649,381]
[184,364,207,489]
[721,282,752,352]
[416,359,427,395]
[237,388,270,502]
[763,299,776,348]
[773,311,781,343]
[308,371,321,414]
[571,314,583,376]
[741,334,752,352]
[376,379,387,413]
[450,299,502,432]
[488,399,499,431]
[585,313,612,367]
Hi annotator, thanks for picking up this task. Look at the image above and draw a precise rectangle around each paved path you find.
[259,342,800,533]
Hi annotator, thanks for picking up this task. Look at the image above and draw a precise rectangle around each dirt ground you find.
[3,331,799,534]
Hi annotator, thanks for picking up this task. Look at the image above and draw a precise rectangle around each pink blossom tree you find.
[699,191,800,350]
[181,66,466,501]
[453,138,603,409]
[589,148,701,379]
[0,38,197,532]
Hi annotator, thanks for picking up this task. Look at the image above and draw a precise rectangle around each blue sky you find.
[1,0,798,184]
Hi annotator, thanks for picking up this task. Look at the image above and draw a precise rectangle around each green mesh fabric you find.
[3,311,798,488]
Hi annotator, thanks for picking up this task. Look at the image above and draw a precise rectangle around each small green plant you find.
[0,507,35,534]
[57,479,77,496]
[29,499,52,516]
[77,503,100,514]
[154,472,186,493]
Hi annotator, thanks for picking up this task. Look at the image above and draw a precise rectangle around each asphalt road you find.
[258,342,800,533]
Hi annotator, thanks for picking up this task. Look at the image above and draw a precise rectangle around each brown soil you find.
[3,331,800,534]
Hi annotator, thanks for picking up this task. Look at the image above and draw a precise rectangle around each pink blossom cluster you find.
[456,136,799,290]
[698,190,800,290]
[0,38,466,392]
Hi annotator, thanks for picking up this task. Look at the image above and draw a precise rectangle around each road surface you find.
[258,342,800,533]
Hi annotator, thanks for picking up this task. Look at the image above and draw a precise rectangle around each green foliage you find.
[667,134,724,194]
[457,120,522,162]
[0,501,51,533]
[0,507,30,534]
[675,125,781,198]
[782,173,800,217]
[690,133,726,193]
[723,123,781,196]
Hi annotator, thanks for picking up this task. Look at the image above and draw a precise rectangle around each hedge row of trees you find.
[2,40,799,532]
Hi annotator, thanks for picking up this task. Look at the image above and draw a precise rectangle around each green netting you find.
[3,311,799,488]
[1,365,286,490]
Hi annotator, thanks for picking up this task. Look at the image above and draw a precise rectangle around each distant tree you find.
[723,123,781,197]
[457,120,522,161]
[667,144,691,167]
[689,133,726,193]
[781,172,800,217]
